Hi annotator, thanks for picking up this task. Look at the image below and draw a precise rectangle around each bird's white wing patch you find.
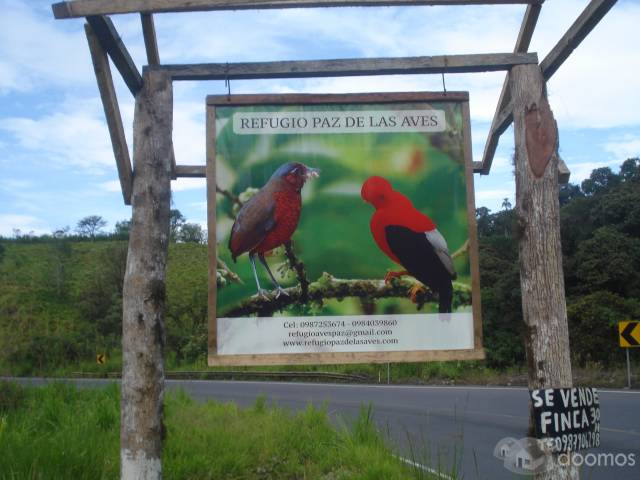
[425,229,456,278]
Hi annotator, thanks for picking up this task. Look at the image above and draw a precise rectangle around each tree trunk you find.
[121,69,173,479]
[511,63,578,479]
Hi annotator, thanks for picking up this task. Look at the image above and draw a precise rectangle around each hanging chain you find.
[224,62,231,98]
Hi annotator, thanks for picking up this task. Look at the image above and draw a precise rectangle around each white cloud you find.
[2,0,638,234]
[188,201,207,211]
[475,188,513,203]
[0,0,93,94]
[172,100,206,165]
[489,155,513,173]
[569,159,623,184]
[171,178,206,192]
[533,1,640,129]
[0,96,115,174]
[602,135,640,162]
[99,180,123,193]
[0,214,49,236]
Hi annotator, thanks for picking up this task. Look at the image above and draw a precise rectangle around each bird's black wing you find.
[385,225,454,313]
[228,189,276,260]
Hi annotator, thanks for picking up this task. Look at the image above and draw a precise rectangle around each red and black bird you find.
[361,176,456,313]
[229,162,319,298]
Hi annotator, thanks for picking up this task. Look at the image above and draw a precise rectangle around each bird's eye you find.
[290,167,299,175]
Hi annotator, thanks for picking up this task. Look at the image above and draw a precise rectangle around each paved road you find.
[9,378,640,479]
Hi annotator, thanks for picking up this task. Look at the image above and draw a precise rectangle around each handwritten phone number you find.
[546,432,600,453]
[283,319,398,329]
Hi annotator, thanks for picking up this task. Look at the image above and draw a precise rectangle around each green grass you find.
[0,381,441,479]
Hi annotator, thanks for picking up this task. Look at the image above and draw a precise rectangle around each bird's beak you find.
[304,167,320,179]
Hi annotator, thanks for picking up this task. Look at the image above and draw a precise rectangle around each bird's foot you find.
[408,284,426,303]
[384,270,409,284]
[255,288,271,300]
[273,287,290,299]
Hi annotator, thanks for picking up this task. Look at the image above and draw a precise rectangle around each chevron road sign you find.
[619,321,640,348]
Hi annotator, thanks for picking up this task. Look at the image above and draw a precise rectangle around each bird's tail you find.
[439,282,453,314]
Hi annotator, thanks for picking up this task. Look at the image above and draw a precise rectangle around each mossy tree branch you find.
[283,240,309,302]
[222,273,471,317]
[216,184,242,209]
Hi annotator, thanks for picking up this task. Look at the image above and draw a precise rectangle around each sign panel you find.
[530,388,601,453]
[619,320,640,347]
[206,92,483,366]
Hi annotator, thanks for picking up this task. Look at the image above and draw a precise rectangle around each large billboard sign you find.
[206,92,483,366]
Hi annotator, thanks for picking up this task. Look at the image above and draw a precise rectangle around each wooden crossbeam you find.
[558,158,571,184]
[86,16,143,95]
[478,0,617,176]
[476,3,541,174]
[53,0,543,18]
[141,13,160,66]
[158,53,538,81]
[175,165,206,178]
[84,24,133,205]
[540,0,617,80]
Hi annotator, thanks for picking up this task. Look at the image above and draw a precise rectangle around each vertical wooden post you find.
[121,68,173,480]
[511,63,578,479]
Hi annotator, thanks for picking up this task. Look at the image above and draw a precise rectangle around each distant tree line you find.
[4,209,206,244]
[478,158,640,367]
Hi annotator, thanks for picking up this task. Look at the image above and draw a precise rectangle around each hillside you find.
[0,159,638,375]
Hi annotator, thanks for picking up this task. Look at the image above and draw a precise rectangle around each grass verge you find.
[0,381,442,479]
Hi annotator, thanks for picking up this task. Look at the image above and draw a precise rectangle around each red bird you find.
[229,162,319,298]
[361,176,456,313]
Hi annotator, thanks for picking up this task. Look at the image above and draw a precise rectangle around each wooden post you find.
[510,63,578,479]
[121,68,173,479]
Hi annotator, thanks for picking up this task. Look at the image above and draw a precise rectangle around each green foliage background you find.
[214,102,472,316]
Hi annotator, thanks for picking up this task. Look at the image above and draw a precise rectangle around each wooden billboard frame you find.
[206,91,484,366]
[52,1,618,478]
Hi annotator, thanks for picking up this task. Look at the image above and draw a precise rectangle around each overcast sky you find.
[0,0,638,236]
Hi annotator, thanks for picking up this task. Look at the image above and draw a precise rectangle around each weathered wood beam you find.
[175,165,206,177]
[53,0,543,18]
[208,91,468,105]
[84,24,133,205]
[558,158,570,184]
[511,63,576,478]
[158,53,538,81]
[478,0,617,176]
[476,3,541,174]
[86,15,143,95]
[170,148,177,179]
[121,68,173,479]
[141,13,160,66]
[492,100,514,138]
[540,0,617,80]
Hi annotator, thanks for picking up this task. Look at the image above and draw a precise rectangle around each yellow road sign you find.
[96,353,106,364]
[619,321,640,348]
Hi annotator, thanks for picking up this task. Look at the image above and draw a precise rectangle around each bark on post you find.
[121,68,173,479]
[511,63,578,479]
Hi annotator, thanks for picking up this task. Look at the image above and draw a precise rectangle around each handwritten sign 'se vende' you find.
[530,387,600,453]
